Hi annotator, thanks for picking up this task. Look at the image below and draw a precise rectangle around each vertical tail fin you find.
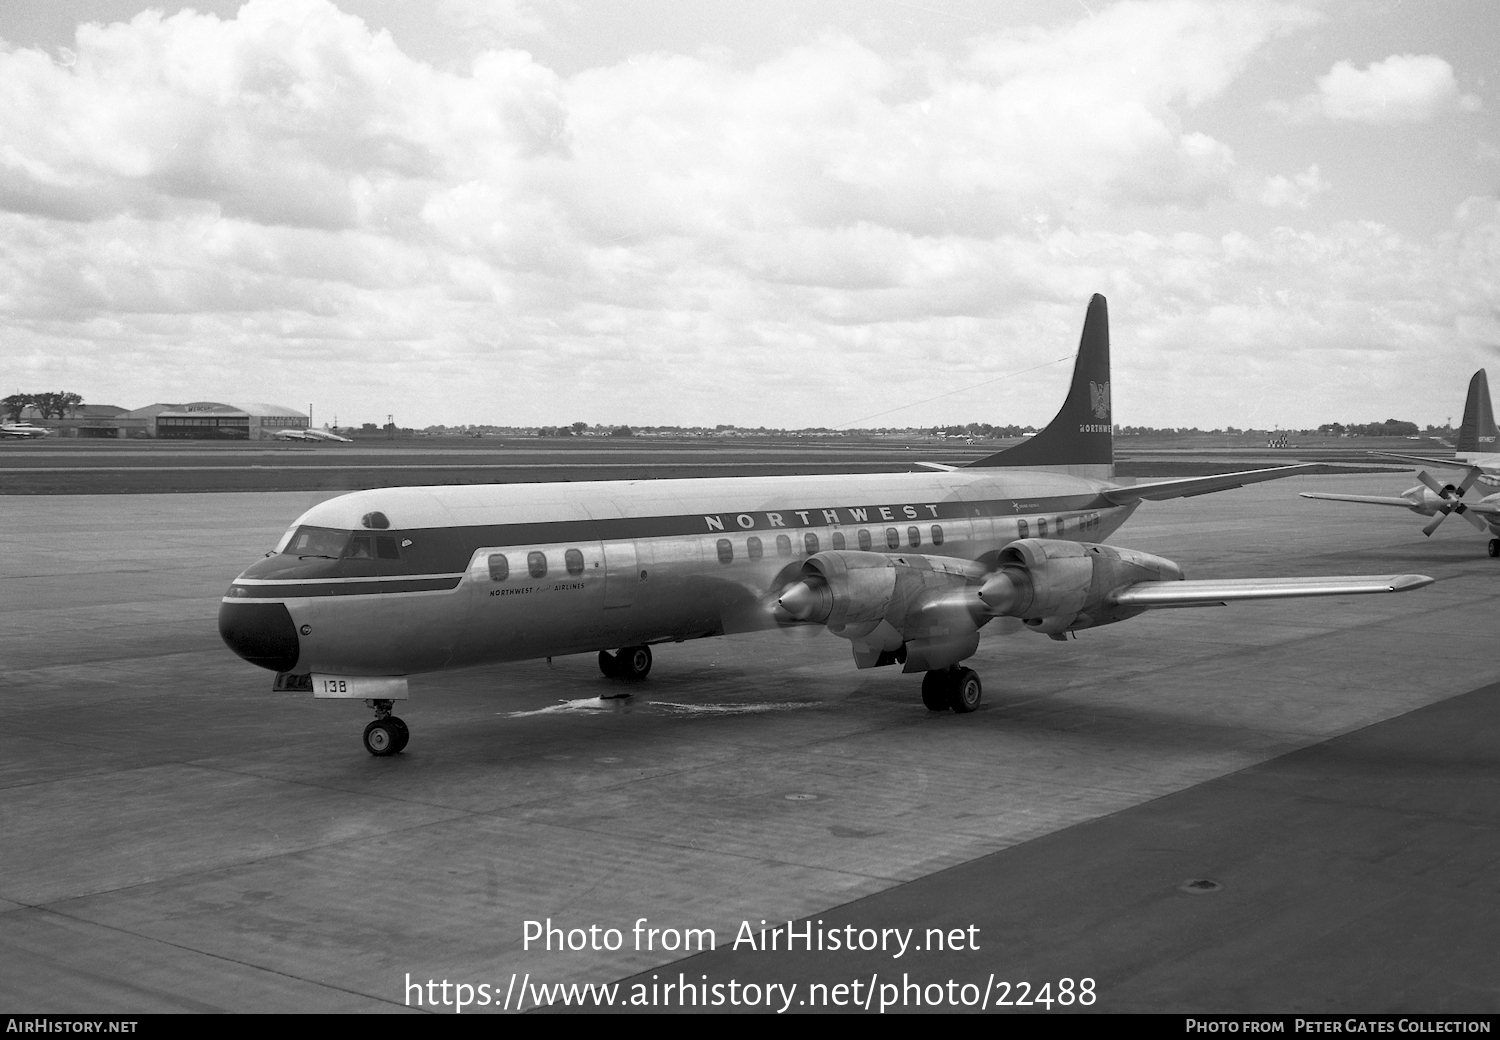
[1456,370,1498,455]
[966,294,1113,477]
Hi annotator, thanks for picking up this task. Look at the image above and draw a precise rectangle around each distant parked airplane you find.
[1302,370,1500,555]
[0,421,50,439]
[271,427,353,443]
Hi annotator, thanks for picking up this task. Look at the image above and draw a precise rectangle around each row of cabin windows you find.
[715,525,946,564]
[485,518,1070,579]
[488,548,585,582]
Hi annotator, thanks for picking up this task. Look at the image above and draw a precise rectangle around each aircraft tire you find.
[920,670,952,712]
[619,645,652,680]
[1489,539,1499,559]
[950,669,982,714]
[598,650,622,678]
[363,719,401,756]
[387,716,410,754]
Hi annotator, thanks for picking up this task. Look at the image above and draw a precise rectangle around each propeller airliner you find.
[220,295,1433,756]
[1302,369,1500,555]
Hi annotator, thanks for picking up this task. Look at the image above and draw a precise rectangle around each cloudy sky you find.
[0,0,1494,430]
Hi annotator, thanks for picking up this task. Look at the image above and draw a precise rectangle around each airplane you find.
[1301,369,1500,556]
[0,421,51,438]
[270,427,353,443]
[219,295,1434,756]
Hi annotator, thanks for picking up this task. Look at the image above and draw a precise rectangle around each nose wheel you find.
[363,700,409,756]
[1488,538,1499,558]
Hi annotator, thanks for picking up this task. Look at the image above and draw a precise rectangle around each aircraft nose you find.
[219,599,301,673]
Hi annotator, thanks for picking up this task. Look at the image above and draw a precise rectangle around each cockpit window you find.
[346,535,374,560]
[284,526,349,559]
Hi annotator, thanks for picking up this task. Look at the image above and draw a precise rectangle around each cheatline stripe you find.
[233,493,1121,580]
[229,576,463,598]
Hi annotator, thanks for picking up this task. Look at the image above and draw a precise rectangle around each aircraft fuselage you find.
[220,469,1137,677]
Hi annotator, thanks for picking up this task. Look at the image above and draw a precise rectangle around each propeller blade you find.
[1421,512,1448,537]
[1456,466,1485,496]
[1415,470,1450,498]
[1459,503,1489,531]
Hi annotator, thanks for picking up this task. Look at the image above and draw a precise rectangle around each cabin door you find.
[600,539,637,609]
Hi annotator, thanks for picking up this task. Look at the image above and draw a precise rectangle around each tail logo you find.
[1090,381,1111,420]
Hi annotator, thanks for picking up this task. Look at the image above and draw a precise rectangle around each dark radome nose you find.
[219,600,300,672]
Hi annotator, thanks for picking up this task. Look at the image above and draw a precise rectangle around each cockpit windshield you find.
[283,526,350,559]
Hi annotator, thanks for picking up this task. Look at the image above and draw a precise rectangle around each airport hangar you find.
[14,401,310,439]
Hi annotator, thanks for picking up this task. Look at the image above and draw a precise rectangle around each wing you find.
[1368,452,1499,472]
[1109,573,1433,609]
[1102,464,1316,505]
[1300,492,1425,510]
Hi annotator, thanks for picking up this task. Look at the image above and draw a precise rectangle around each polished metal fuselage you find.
[226,469,1139,676]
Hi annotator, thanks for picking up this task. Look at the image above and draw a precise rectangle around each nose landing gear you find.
[363,699,409,756]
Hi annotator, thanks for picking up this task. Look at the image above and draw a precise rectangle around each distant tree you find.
[571,421,589,434]
[609,425,635,437]
[2,393,31,421]
[28,391,79,419]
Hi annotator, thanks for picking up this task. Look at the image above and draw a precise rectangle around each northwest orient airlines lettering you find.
[703,504,940,532]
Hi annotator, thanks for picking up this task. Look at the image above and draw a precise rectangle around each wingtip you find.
[1390,574,1436,591]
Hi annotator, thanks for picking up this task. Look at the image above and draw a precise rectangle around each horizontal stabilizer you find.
[1369,452,1491,472]
[1103,464,1316,505]
[914,461,960,472]
[1300,492,1424,509]
[1108,573,1433,609]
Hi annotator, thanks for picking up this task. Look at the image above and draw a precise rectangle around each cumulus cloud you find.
[1259,164,1328,209]
[0,0,1493,429]
[1272,53,1482,123]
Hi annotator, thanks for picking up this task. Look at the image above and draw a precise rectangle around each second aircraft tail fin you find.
[966,294,1113,477]
[1456,369,1498,455]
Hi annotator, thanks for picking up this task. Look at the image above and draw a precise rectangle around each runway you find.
[1,473,1495,1012]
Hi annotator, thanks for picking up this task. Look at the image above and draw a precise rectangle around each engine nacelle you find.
[777,550,987,671]
[977,539,1182,635]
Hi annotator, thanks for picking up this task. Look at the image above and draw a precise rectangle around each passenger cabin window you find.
[527,551,547,578]
[858,529,872,551]
[931,525,944,546]
[907,526,921,548]
[565,548,585,575]
[716,538,733,564]
[488,554,509,581]
[804,532,819,555]
[776,534,792,557]
[832,531,845,550]
[886,527,899,550]
[1055,517,1064,535]
[1017,519,1029,538]
[747,536,763,560]
[1037,518,1048,538]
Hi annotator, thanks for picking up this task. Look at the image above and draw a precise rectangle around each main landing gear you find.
[599,645,653,684]
[921,667,983,714]
[363,698,409,756]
